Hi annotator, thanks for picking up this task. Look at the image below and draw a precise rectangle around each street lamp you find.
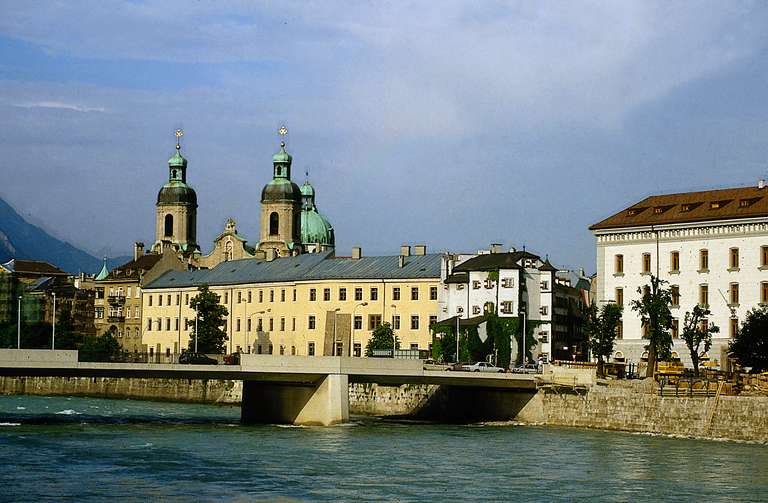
[351,302,368,357]
[332,307,341,356]
[248,309,271,354]
[52,291,56,350]
[391,304,397,357]
[17,295,22,349]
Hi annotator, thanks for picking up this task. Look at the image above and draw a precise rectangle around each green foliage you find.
[681,305,719,376]
[630,275,674,377]
[187,284,229,354]
[0,304,82,349]
[583,302,623,377]
[729,307,768,372]
[487,270,499,282]
[79,331,121,362]
[365,322,397,356]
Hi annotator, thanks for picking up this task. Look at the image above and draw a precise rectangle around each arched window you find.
[164,214,173,237]
[269,212,279,236]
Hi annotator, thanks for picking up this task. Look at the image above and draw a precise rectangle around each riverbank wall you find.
[1,376,766,442]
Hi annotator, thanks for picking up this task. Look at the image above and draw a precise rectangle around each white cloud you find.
[13,101,106,113]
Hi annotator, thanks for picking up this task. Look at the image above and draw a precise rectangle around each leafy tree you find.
[365,322,397,356]
[631,275,674,377]
[187,284,229,354]
[79,331,121,362]
[681,306,719,376]
[729,307,768,372]
[583,302,623,378]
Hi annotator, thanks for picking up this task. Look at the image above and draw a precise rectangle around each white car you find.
[460,362,505,373]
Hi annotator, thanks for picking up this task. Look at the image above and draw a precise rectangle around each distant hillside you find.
[0,197,130,274]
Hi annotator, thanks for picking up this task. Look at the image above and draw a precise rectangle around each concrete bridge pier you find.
[241,374,350,426]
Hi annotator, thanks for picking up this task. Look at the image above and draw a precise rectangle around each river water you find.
[0,395,766,502]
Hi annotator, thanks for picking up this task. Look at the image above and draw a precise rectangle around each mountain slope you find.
[0,197,130,274]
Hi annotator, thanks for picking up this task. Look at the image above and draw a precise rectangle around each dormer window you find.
[627,209,638,216]
[710,202,721,209]
[681,204,691,212]
[739,197,759,208]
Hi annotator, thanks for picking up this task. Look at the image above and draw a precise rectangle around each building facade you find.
[591,183,768,364]
[140,246,439,358]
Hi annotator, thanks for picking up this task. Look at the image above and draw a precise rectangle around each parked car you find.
[460,362,505,373]
[423,359,453,371]
[179,352,218,365]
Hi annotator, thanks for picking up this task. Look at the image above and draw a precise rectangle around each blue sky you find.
[2,1,768,272]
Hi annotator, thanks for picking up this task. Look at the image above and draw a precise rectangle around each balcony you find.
[108,295,126,306]
[107,316,125,323]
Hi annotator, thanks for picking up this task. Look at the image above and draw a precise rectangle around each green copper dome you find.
[261,178,302,203]
[157,182,197,205]
[273,142,292,163]
[95,257,109,280]
[168,150,187,167]
[300,180,315,197]
[301,208,335,246]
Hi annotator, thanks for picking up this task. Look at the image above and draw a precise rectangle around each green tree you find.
[187,284,229,354]
[631,275,674,377]
[583,302,623,378]
[365,322,397,356]
[729,307,768,372]
[681,306,719,376]
[79,331,121,362]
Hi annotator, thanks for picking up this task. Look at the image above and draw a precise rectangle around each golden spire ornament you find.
[175,128,184,150]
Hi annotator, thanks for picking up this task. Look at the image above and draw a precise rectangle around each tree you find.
[187,284,229,354]
[583,302,623,378]
[729,307,768,372]
[631,275,674,377]
[79,331,121,362]
[365,322,397,356]
[681,306,719,376]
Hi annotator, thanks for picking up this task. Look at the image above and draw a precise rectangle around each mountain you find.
[0,197,130,274]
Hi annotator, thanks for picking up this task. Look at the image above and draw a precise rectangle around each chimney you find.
[134,242,145,261]
[759,179,766,189]
[352,246,362,260]
[414,244,427,256]
[490,243,502,254]
[400,245,411,257]
[398,255,406,268]
[266,249,276,262]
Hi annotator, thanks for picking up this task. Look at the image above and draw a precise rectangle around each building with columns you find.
[591,182,768,365]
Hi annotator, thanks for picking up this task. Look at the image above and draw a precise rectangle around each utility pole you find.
[52,292,56,350]
[17,295,22,349]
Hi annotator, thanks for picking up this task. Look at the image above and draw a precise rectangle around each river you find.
[1,395,766,502]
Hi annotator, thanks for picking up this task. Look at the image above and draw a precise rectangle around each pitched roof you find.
[144,250,441,289]
[590,185,768,231]
[0,259,68,276]
[452,251,542,272]
[104,254,163,280]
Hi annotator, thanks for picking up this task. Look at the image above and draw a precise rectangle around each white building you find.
[591,182,768,365]
[437,245,586,363]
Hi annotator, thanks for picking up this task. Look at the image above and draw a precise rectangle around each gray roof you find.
[144,250,441,290]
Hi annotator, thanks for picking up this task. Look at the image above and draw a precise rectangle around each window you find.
[168,294,172,306]
[156,318,161,331]
[642,253,651,274]
[540,280,549,291]
[368,314,382,330]
[670,251,680,272]
[392,315,400,330]
[268,318,274,331]
[237,291,242,304]
[280,289,285,302]
[410,315,419,330]
[354,315,362,330]
[699,284,709,307]
[308,315,316,330]
[730,318,739,338]
[185,293,189,305]
[184,317,188,330]
[700,319,709,333]
[147,318,152,331]
[672,319,679,339]
[762,282,768,304]
[616,321,623,339]
[164,214,173,237]
[429,315,437,327]
[430,286,438,300]
[729,248,740,270]
[259,290,263,303]
[393,287,401,301]
[339,288,347,301]
[236,318,241,332]
[540,306,548,316]
[354,288,363,301]
[353,343,361,357]
[472,306,481,315]
[247,291,252,303]
[269,212,279,236]
[615,255,624,274]
[308,342,315,356]
[269,290,274,302]
[472,280,481,289]
[257,345,262,354]
[501,278,514,288]
[247,318,251,332]
[370,288,378,301]
[484,278,494,289]
[309,289,317,301]
[268,344,273,355]
[280,318,285,331]
[279,346,285,355]
[411,287,419,300]
[148,295,153,307]
[257,318,263,331]
[323,288,331,301]
[223,292,228,304]
[158,295,162,306]
[292,289,297,302]
[165,318,171,331]
[700,249,709,271]
[615,288,624,306]
[730,283,739,305]
[671,285,680,307]
[501,301,513,314]
[291,318,296,331]
[762,246,768,267]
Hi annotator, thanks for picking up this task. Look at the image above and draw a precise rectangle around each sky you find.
[2,1,768,273]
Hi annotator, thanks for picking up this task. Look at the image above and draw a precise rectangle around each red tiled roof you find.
[1,259,68,276]
[106,254,162,280]
[590,185,768,231]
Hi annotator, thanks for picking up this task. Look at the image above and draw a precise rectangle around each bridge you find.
[0,350,538,425]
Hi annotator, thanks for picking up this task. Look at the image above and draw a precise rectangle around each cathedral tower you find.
[152,130,199,257]
[257,135,302,256]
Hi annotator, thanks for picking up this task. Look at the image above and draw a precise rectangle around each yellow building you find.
[141,246,439,358]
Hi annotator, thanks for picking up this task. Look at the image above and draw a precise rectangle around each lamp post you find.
[248,309,270,354]
[17,295,22,349]
[194,313,199,353]
[455,315,460,364]
[391,304,397,358]
[51,292,56,350]
[351,302,368,357]
[332,307,341,356]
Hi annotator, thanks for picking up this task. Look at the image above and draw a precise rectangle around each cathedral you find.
[150,129,335,268]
